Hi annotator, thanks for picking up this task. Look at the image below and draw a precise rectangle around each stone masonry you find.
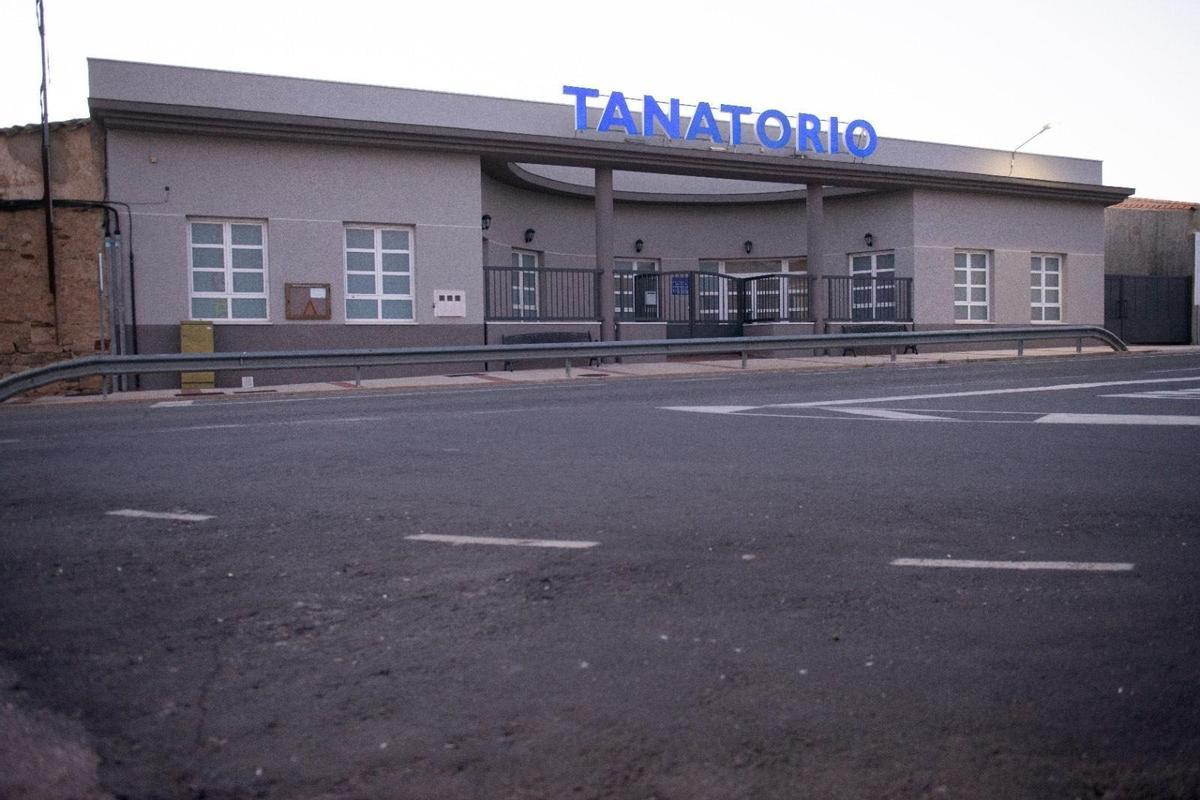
[1,120,107,393]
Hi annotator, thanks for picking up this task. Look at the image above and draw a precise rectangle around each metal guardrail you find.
[0,326,1127,404]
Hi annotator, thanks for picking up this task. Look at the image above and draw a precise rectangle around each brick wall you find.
[0,120,107,393]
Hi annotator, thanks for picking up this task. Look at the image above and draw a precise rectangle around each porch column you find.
[806,182,827,329]
[595,166,615,341]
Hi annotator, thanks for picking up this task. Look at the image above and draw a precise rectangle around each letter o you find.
[755,109,792,150]
[844,120,878,158]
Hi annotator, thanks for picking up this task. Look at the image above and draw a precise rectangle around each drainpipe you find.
[36,0,58,337]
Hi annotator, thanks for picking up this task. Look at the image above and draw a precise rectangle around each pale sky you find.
[2,0,1197,200]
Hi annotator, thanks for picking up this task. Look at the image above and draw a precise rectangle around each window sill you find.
[344,320,419,325]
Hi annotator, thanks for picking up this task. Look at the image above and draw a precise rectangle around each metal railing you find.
[484,266,598,321]
[826,276,914,322]
[0,326,1128,404]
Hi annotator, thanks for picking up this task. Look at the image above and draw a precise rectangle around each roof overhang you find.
[90,98,1134,206]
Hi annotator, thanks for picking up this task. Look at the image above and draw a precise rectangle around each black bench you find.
[500,330,598,370]
[834,323,918,356]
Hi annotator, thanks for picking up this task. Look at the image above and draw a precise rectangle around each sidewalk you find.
[10,344,1200,408]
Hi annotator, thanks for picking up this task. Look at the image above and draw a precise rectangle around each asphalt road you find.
[2,352,1199,799]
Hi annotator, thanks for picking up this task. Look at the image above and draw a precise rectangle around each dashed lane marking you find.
[405,534,598,550]
[891,558,1134,572]
[151,400,195,408]
[170,416,384,431]
[107,508,214,522]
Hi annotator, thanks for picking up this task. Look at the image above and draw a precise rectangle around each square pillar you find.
[806,182,828,328]
[595,166,615,341]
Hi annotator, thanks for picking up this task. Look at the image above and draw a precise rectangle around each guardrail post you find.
[355,366,362,387]
[1017,340,1024,357]
[1076,337,1083,353]
[565,359,572,378]
[741,350,747,369]
[890,345,897,362]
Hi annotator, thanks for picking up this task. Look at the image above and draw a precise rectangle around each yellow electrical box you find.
[180,321,215,390]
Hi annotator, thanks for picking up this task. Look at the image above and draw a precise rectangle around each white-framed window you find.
[1031,254,1063,322]
[697,258,807,320]
[849,252,896,320]
[614,258,659,315]
[510,249,539,316]
[954,250,990,322]
[188,219,268,321]
[344,226,415,322]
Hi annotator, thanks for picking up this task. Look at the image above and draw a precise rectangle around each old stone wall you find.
[0,121,107,393]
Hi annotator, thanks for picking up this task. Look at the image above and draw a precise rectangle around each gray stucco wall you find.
[482,175,809,270]
[107,130,483,330]
[820,191,916,277]
[1104,207,1199,277]
[911,190,1106,326]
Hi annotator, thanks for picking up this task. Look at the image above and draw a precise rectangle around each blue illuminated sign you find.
[563,86,877,158]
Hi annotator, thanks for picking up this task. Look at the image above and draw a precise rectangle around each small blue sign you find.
[671,275,689,296]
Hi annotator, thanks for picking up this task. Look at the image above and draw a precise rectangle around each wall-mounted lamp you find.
[481,214,491,231]
[634,239,644,253]
[864,232,874,248]
[524,228,536,244]
[743,240,753,255]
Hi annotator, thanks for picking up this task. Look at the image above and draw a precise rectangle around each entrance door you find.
[615,258,660,321]
[849,252,897,321]
[510,250,539,318]
[660,269,744,338]
[1105,275,1192,344]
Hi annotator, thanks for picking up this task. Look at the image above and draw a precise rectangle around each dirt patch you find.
[0,665,112,800]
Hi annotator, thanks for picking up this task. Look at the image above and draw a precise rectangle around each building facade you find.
[87,60,1133,387]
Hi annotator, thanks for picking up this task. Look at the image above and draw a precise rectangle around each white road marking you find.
[1035,413,1200,426]
[661,405,758,415]
[891,558,1134,572]
[776,375,1200,408]
[405,534,598,549]
[830,407,953,421]
[151,400,195,408]
[1102,388,1200,400]
[173,416,383,431]
[462,408,544,416]
[0,438,19,444]
[896,408,1046,415]
[107,508,214,522]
